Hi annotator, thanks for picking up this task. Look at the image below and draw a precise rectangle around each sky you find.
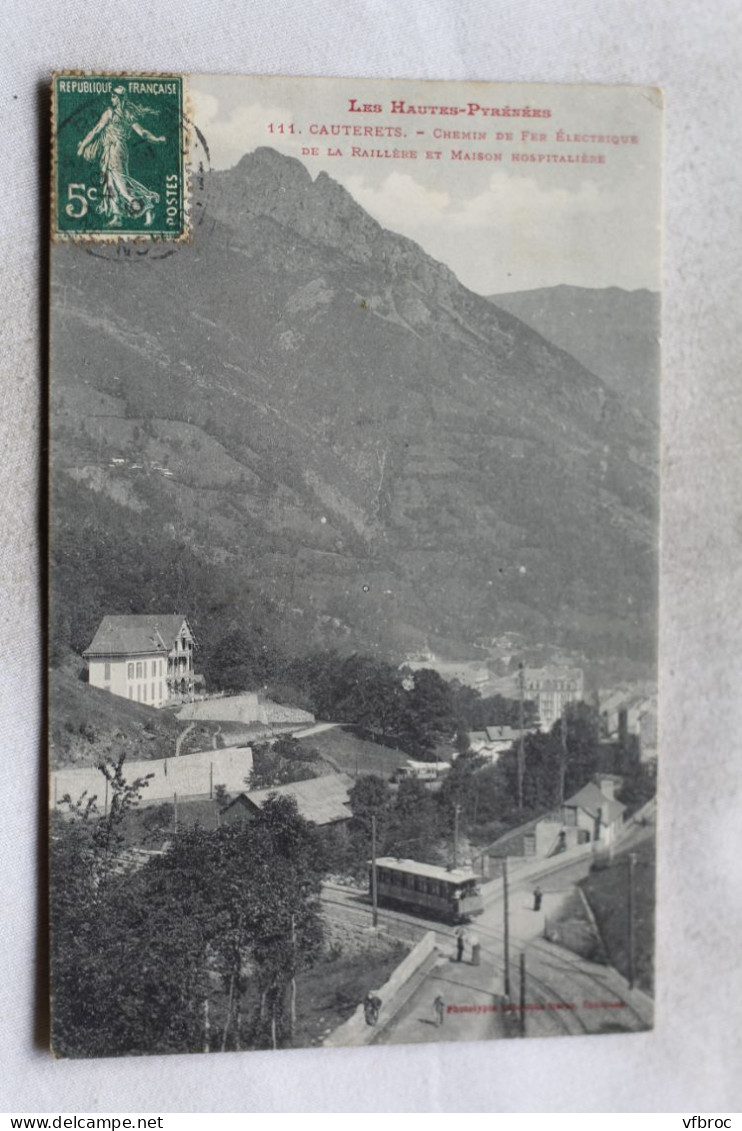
[189,75,662,295]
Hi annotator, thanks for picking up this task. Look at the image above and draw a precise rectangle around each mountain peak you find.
[234,146,314,185]
[210,149,401,269]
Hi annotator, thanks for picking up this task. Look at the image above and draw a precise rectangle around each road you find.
[291,722,341,739]
[321,830,654,1045]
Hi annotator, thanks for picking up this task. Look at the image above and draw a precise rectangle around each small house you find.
[559,775,626,846]
[221,773,354,828]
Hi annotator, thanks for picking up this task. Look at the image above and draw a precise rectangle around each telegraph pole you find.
[453,803,460,869]
[519,952,527,1037]
[203,992,210,1053]
[289,913,297,1037]
[517,661,525,811]
[503,856,511,998]
[558,704,568,808]
[627,852,637,990]
[371,814,378,928]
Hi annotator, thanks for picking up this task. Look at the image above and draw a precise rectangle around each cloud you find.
[345,172,452,229]
[191,89,305,170]
[340,170,657,294]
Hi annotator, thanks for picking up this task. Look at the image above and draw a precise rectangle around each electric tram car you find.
[372,857,484,924]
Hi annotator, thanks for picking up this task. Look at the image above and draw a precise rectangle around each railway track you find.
[320,886,649,1036]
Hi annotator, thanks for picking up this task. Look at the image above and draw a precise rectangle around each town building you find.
[485,773,626,867]
[598,685,658,761]
[522,666,585,731]
[466,725,524,760]
[83,614,200,708]
[556,774,626,847]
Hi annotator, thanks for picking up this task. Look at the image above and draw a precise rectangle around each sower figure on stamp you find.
[77,86,165,228]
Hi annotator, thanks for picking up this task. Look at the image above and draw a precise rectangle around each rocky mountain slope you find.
[489,285,660,422]
[50,148,658,671]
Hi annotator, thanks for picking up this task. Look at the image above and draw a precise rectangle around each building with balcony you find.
[522,666,585,731]
[83,614,200,708]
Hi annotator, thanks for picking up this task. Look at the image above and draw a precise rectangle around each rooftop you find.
[375,857,479,883]
[565,781,626,824]
[84,615,192,657]
[229,772,355,826]
[485,725,520,742]
[486,816,542,858]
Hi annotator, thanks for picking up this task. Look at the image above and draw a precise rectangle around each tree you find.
[51,762,210,1058]
[387,777,439,860]
[345,774,393,875]
[348,774,392,827]
[90,752,154,890]
[437,751,487,827]
[399,668,456,757]
[248,741,319,790]
[216,795,325,1049]
[209,628,275,692]
[272,736,320,763]
[51,784,326,1056]
[453,728,472,757]
[560,702,602,797]
[496,733,561,813]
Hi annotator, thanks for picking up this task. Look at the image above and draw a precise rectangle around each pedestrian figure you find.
[434,993,446,1026]
[363,991,382,1026]
[469,930,481,966]
[533,885,543,912]
[454,925,467,962]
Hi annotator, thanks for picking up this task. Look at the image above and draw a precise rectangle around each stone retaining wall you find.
[323,931,437,1047]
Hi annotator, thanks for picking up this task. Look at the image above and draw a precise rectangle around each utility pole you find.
[453,802,460,869]
[627,851,637,990]
[209,762,213,800]
[289,913,297,1037]
[517,661,525,811]
[173,791,178,835]
[558,705,568,808]
[503,856,511,999]
[519,952,527,1037]
[203,994,210,1053]
[371,814,378,928]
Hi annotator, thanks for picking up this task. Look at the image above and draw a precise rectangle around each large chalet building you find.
[83,615,200,708]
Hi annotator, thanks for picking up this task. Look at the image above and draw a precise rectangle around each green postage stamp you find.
[52,73,187,240]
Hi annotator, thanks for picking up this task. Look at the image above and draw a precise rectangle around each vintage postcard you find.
[49,73,661,1057]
